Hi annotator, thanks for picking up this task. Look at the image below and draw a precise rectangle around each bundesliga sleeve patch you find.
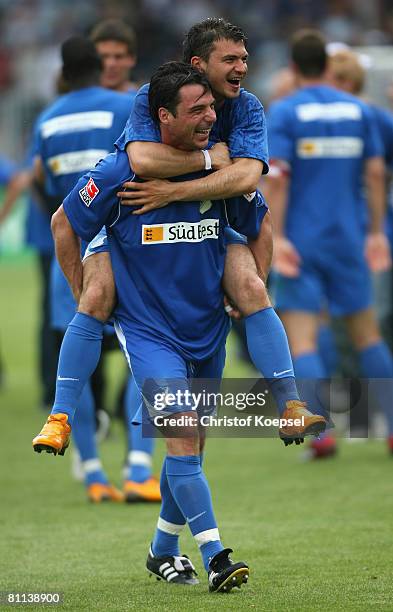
[79,178,100,207]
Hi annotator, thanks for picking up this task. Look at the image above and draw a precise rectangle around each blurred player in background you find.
[31,36,132,501]
[265,29,393,453]
[90,19,138,93]
[51,60,252,593]
[0,154,56,409]
[48,17,326,452]
[325,46,393,451]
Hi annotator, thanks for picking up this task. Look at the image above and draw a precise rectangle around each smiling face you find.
[95,40,136,91]
[191,38,248,104]
[159,83,216,151]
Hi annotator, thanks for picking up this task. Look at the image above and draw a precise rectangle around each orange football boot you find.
[87,483,125,503]
[32,413,71,455]
[279,400,327,444]
[123,477,161,503]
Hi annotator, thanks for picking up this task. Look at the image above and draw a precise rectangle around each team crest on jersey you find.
[142,219,219,244]
[79,178,99,207]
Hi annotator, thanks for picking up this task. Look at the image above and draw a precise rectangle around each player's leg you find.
[329,251,393,448]
[223,240,295,408]
[248,208,273,282]
[344,306,393,444]
[33,234,115,453]
[223,229,326,440]
[115,329,194,581]
[51,233,115,425]
[72,382,123,502]
[123,376,160,502]
[193,344,249,592]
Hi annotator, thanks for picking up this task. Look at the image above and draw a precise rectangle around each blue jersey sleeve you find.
[227,91,269,172]
[266,100,294,164]
[226,190,268,239]
[63,152,132,242]
[115,83,160,150]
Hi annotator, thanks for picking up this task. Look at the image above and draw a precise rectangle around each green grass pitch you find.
[1,254,393,611]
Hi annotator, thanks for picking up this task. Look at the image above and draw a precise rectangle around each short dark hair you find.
[148,61,211,123]
[182,17,247,63]
[61,36,102,85]
[291,29,327,78]
[90,19,137,56]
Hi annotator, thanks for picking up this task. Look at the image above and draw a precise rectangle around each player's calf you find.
[79,252,116,322]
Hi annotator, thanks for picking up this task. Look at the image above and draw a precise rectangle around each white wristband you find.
[202,149,212,171]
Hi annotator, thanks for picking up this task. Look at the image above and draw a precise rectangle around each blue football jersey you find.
[63,150,231,361]
[34,86,132,329]
[115,83,269,171]
[267,84,383,252]
[35,86,132,200]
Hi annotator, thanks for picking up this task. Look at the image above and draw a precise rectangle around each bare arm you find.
[263,163,301,277]
[33,155,45,186]
[128,142,205,177]
[364,156,391,271]
[51,205,83,303]
[0,169,32,226]
[172,157,264,199]
[127,141,232,178]
[365,156,386,233]
[118,157,264,214]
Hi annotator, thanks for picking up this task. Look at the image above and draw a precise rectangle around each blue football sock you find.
[293,352,328,418]
[152,458,186,558]
[245,308,299,415]
[52,313,104,425]
[358,342,393,436]
[166,455,223,571]
[318,324,338,376]
[125,377,155,483]
[72,383,107,486]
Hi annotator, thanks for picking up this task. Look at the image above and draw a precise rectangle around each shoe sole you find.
[280,420,326,441]
[124,492,161,503]
[211,567,249,593]
[146,567,199,585]
[33,442,69,456]
[89,495,111,503]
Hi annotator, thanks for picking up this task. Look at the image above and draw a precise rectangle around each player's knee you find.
[235,273,270,311]
[78,278,115,321]
[166,433,200,456]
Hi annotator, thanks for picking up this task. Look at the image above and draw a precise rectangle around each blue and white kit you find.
[267,84,383,316]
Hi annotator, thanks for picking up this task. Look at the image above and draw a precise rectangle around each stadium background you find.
[1,1,393,610]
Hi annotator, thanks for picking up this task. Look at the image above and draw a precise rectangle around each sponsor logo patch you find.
[79,178,99,207]
[142,219,220,244]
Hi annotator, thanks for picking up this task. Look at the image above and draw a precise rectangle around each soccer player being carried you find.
[49,61,256,592]
[35,18,326,451]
